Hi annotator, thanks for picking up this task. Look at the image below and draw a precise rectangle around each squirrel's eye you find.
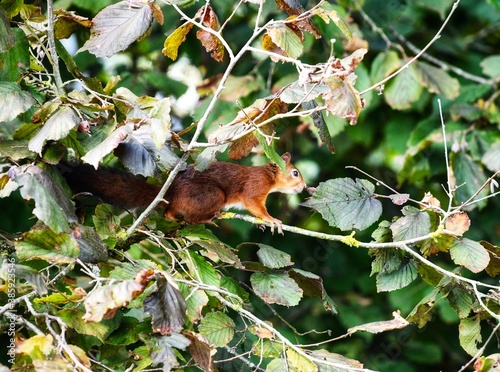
[292,170,299,177]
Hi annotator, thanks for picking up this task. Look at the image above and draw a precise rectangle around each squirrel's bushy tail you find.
[62,163,160,210]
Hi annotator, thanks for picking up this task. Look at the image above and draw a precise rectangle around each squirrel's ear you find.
[281,152,291,163]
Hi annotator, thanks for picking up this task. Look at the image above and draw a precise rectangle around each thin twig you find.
[360,0,461,95]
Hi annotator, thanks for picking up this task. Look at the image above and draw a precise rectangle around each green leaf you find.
[0,82,35,122]
[179,284,208,323]
[92,204,121,239]
[370,248,402,275]
[407,286,441,328]
[418,0,455,19]
[452,151,488,210]
[286,348,318,372]
[385,64,423,110]
[450,238,490,273]
[195,240,241,266]
[448,287,473,319]
[17,228,79,263]
[251,243,293,269]
[302,100,335,154]
[254,131,286,173]
[390,206,431,241]
[370,51,401,83]
[302,178,382,231]
[0,8,15,52]
[184,251,220,287]
[376,260,418,292]
[58,308,120,343]
[481,141,500,173]
[371,220,392,243]
[12,165,77,233]
[0,28,29,82]
[266,23,303,59]
[28,106,80,155]
[414,61,460,99]
[77,1,154,58]
[459,316,481,356]
[250,271,303,306]
[198,311,235,347]
[480,55,500,79]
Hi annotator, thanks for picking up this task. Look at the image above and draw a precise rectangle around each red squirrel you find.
[65,153,307,234]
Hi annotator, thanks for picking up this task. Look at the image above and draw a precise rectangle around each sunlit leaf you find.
[251,271,303,306]
[266,23,303,59]
[450,238,490,273]
[81,123,134,168]
[198,311,235,347]
[286,348,318,372]
[28,106,80,155]
[312,1,352,40]
[302,178,382,231]
[83,272,150,322]
[162,22,194,60]
[77,0,154,57]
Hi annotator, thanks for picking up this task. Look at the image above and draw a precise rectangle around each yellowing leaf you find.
[17,334,54,357]
[162,22,194,60]
[312,1,352,40]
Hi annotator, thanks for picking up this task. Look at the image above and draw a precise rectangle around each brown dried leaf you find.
[348,310,409,335]
[195,6,224,62]
[445,212,471,236]
[185,330,216,372]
